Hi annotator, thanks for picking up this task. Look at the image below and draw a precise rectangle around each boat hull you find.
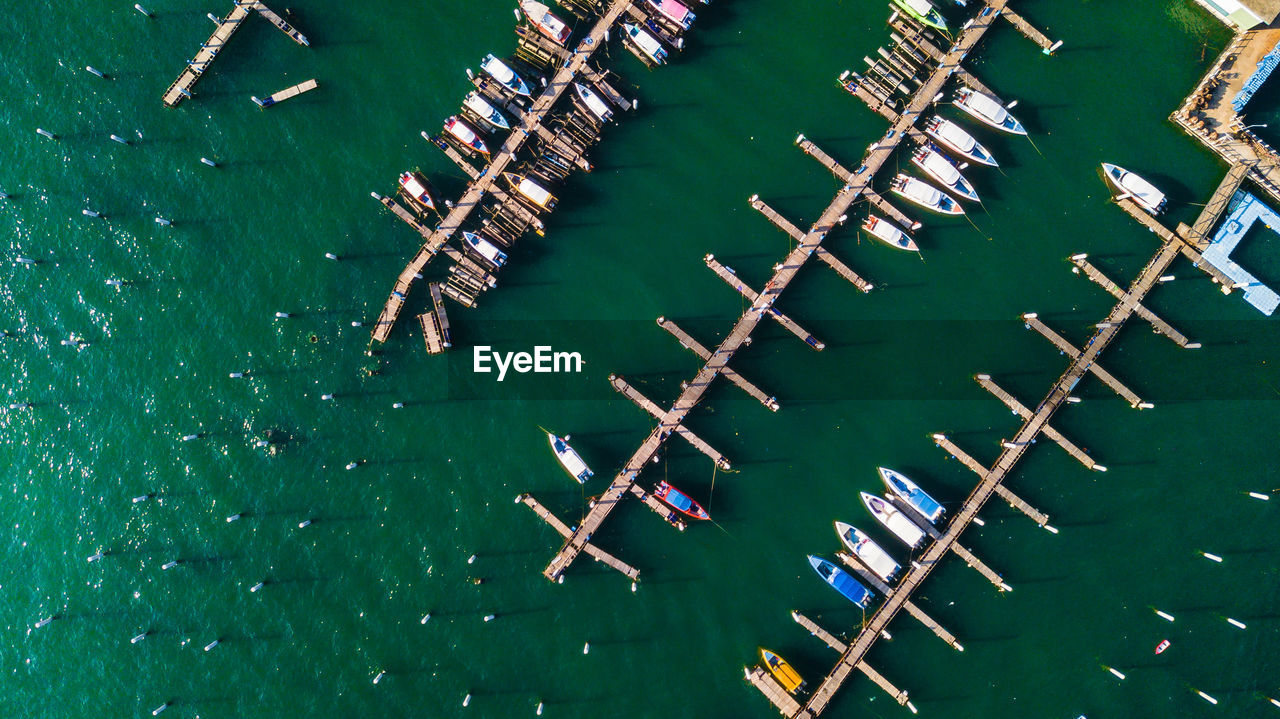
[913,147,979,202]
[891,175,964,215]
[862,215,918,252]
[1101,163,1167,215]
[878,467,944,524]
[760,648,806,694]
[955,88,1027,135]
[808,555,874,608]
[835,521,900,581]
[891,0,948,32]
[860,491,926,548]
[548,432,592,484]
[925,116,998,167]
[654,481,710,520]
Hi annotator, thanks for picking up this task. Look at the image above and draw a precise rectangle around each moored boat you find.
[463,91,511,130]
[878,467,944,524]
[520,1,572,46]
[760,648,805,694]
[573,82,613,123]
[646,0,696,30]
[1101,163,1167,215]
[912,145,979,202]
[890,174,964,215]
[444,116,489,155]
[862,214,918,252]
[835,521,901,582]
[924,116,998,167]
[807,555,874,608]
[860,491,926,548]
[955,87,1026,135]
[1155,639,1170,655]
[623,22,668,65]
[462,230,508,268]
[481,54,533,97]
[891,0,948,32]
[654,480,710,520]
[547,432,593,484]
[502,172,558,211]
[398,171,440,213]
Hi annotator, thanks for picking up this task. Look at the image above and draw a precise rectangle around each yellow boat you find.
[759,648,806,694]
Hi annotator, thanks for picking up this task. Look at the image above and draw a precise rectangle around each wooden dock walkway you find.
[791,611,847,652]
[250,2,309,45]
[517,494,640,579]
[371,0,638,342]
[745,667,802,717]
[974,374,1096,469]
[1185,162,1248,250]
[933,435,1050,527]
[1070,255,1192,347]
[162,1,253,107]
[997,6,1059,54]
[836,552,963,651]
[252,78,317,108]
[1023,315,1149,408]
[610,374,732,469]
[793,136,920,230]
[703,254,826,350]
[656,317,780,410]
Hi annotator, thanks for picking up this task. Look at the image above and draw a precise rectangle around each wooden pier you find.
[610,374,731,470]
[745,667,802,717]
[250,1,309,45]
[997,5,1060,54]
[657,317,780,410]
[1184,162,1249,250]
[974,374,1096,469]
[1023,315,1149,408]
[703,254,826,350]
[252,78,317,108]
[1069,255,1193,347]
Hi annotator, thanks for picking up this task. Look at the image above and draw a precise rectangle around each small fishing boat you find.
[862,214,918,252]
[646,0,696,30]
[623,23,668,65]
[807,555,874,608]
[481,54,533,97]
[860,491,926,548]
[547,432,592,484]
[520,1,572,46]
[912,145,979,202]
[759,648,805,694]
[891,0,948,33]
[502,172,558,211]
[654,480,710,520]
[398,171,441,213]
[954,87,1026,135]
[890,174,964,215]
[1154,639,1170,655]
[835,521,901,582]
[924,116,998,167]
[444,116,489,155]
[463,91,511,130]
[462,231,508,268]
[573,82,613,123]
[879,467,944,524]
[1101,163,1167,215]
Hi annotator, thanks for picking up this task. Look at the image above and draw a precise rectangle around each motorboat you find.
[890,174,964,215]
[808,555,874,608]
[891,0,948,32]
[463,91,511,130]
[503,172,558,211]
[573,82,613,123]
[860,491,926,548]
[654,480,710,520]
[444,116,489,155]
[1101,163,1167,215]
[520,1,572,45]
[548,432,592,484]
[862,215,918,252]
[924,116,998,167]
[955,86,1026,135]
[623,22,668,65]
[398,171,440,213]
[462,231,508,268]
[481,54,533,97]
[834,521,901,582]
[760,648,805,694]
[646,0,696,30]
[878,467,944,524]
[912,145,979,202]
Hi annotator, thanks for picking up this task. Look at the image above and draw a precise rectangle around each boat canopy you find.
[922,152,960,184]
[902,0,935,16]
[401,175,430,199]
[937,120,977,152]
[651,0,693,25]
[552,437,590,478]
[482,55,520,86]
[966,91,1008,124]
[903,178,942,206]
[625,23,665,58]
[518,178,553,206]
[666,490,693,512]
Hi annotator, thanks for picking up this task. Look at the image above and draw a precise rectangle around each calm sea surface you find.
[3,1,1277,718]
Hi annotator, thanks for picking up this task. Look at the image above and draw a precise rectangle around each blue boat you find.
[878,467,944,524]
[807,555,874,608]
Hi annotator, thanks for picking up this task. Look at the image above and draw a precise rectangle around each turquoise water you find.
[3,1,1277,718]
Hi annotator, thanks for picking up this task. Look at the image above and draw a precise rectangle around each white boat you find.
[444,116,489,155]
[398,171,440,213]
[860,491,926,549]
[481,54,533,97]
[912,145,979,202]
[646,0,695,30]
[623,23,668,65]
[861,215,918,252]
[890,174,963,215]
[954,87,1026,135]
[924,116,997,167]
[503,172,557,211]
[548,432,593,483]
[878,467,944,524]
[462,231,508,268]
[1101,163,1167,215]
[835,521,901,582]
[463,91,511,130]
[520,1,572,45]
[574,82,613,123]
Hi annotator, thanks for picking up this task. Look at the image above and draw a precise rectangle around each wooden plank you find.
[1070,256,1191,347]
[703,254,825,351]
[657,317,779,410]
[609,375,731,469]
[252,78,317,107]
[745,666,802,717]
[251,1,309,46]
[1023,316,1147,408]
[974,374,1096,469]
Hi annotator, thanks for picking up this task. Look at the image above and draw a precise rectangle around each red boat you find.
[1155,639,1170,655]
[398,171,440,213]
[653,481,710,521]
